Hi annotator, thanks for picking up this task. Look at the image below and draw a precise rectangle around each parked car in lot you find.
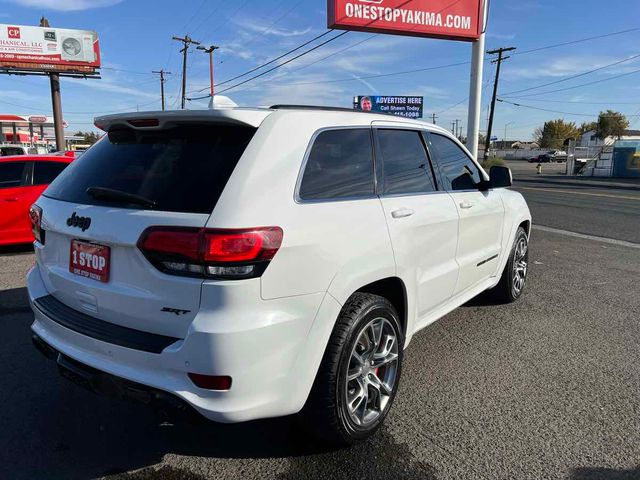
[28,106,531,444]
[528,151,567,163]
[0,144,48,156]
[0,154,73,246]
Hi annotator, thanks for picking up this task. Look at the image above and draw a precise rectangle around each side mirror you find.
[489,165,512,188]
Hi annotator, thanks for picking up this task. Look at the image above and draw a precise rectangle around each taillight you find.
[137,226,283,280]
[188,373,232,390]
[29,204,44,244]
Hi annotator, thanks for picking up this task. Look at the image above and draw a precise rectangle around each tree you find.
[74,130,100,145]
[596,110,629,140]
[578,121,597,135]
[533,119,580,149]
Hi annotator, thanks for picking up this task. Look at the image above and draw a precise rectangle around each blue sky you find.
[1,0,639,140]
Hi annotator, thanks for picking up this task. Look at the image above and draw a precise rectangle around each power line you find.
[511,27,640,57]
[188,31,349,99]
[190,0,230,36]
[501,67,640,98]
[181,0,209,32]
[494,97,640,105]
[501,53,640,96]
[241,0,307,49]
[497,98,640,117]
[100,67,154,75]
[191,30,335,93]
[0,97,162,114]
[286,33,375,76]
[188,26,640,99]
[193,0,251,36]
[285,60,471,86]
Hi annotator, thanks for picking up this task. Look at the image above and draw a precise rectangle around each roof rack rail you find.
[269,104,426,120]
[270,104,356,113]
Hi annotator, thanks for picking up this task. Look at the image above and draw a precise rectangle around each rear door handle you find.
[2,197,18,202]
[391,208,415,219]
[459,201,475,209]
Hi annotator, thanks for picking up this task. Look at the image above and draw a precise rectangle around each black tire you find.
[300,292,404,445]
[489,226,529,303]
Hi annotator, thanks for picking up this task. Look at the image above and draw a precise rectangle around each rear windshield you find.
[45,125,256,214]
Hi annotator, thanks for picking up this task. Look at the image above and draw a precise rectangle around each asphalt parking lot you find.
[1,162,639,480]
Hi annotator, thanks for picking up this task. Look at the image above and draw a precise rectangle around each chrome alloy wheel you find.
[345,317,399,427]
[512,235,528,295]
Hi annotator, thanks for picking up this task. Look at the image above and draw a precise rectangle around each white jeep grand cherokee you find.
[28,105,531,444]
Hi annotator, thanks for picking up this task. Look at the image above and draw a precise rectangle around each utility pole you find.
[454,119,460,138]
[40,17,65,152]
[431,113,437,125]
[504,121,515,144]
[172,34,200,109]
[152,70,171,111]
[197,44,219,98]
[451,121,456,135]
[484,46,516,161]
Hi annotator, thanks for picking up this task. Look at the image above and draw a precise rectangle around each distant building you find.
[578,129,640,147]
[492,140,539,150]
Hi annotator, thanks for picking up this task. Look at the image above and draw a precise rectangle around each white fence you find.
[489,149,550,160]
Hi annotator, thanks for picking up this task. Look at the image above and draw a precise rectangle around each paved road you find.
[1,166,639,479]
[508,161,640,244]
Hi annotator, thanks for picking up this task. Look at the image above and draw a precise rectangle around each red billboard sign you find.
[328,0,484,42]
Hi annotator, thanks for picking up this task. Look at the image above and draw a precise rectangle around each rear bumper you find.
[32,333,202,422]
[28,264,343,423]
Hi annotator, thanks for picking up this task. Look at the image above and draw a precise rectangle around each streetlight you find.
[504,121,515,146]
[197,44,219,98]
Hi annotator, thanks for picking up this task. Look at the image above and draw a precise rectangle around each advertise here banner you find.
[0,24,100,74]
[354,95,424,119]
[329,0,483,42]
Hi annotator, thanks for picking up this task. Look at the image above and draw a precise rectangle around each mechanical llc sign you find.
[0,23,100,74]
[354,95,424,119]
[328,0,484,41]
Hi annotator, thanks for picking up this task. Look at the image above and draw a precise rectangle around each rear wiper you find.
[86,187,157,209]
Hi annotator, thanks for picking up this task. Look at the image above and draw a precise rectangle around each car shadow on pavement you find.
[0,244,33,256]
[0,286,436,480]
[570,466,640,479]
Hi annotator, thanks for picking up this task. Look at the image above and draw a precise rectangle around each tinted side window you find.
[33,161,69,185]
[299,129,374,201]
[377,129,436,195]
[0,161,26,188]
[429,133,481,191]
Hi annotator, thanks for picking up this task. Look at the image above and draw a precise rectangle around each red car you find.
[0,153,74,246]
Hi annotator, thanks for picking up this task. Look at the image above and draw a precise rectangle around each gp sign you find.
[328,0,484,41]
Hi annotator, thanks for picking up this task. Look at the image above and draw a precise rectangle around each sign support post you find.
[466,0,488,160]
[49,73,65,151]
[38,17,65,152]
[466,31,484,160]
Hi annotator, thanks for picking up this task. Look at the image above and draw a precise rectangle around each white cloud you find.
[9,0,122,11]
[486,32,516,41]
[238,19,312,38]
[66,77,158,100]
